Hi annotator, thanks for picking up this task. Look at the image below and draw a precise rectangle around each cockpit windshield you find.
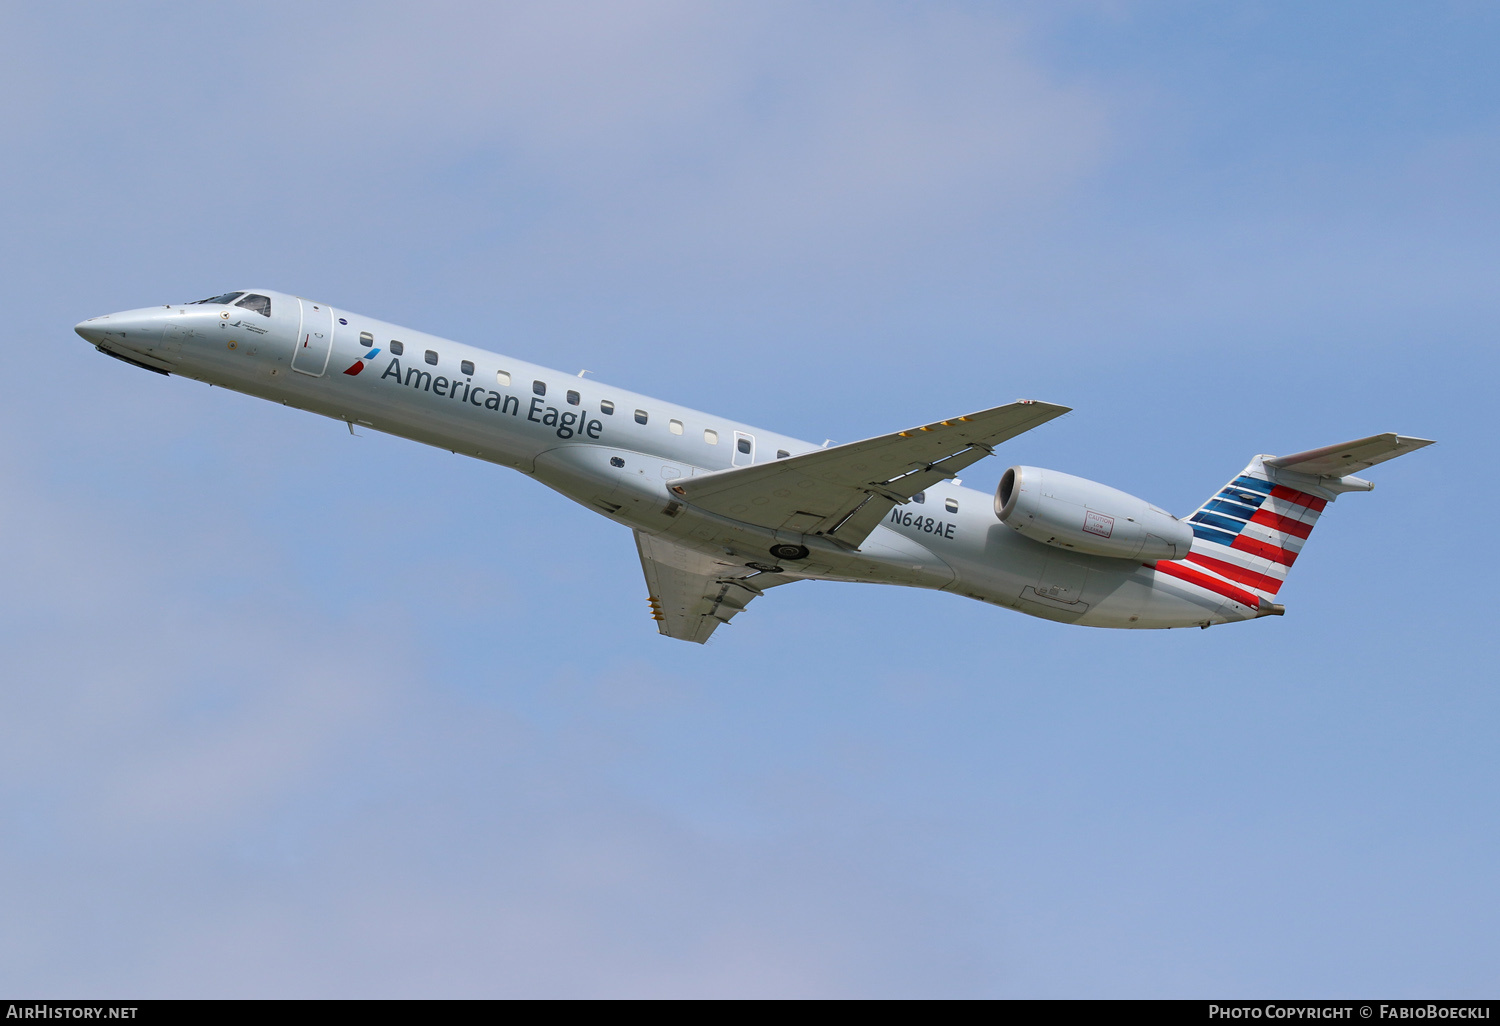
[234,293,271,317]
[190,292,245,306]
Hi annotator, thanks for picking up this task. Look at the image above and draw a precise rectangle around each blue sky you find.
[0,1,1495,997]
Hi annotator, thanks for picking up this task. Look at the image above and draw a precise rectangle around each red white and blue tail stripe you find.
[1150,458,1329,613]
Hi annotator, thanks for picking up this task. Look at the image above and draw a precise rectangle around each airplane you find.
[74,289,1432,644]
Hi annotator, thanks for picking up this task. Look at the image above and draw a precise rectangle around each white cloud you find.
[284,1,1109,261]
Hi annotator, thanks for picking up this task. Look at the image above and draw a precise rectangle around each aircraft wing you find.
[1266,433,1435,477]
[635,531,798,644]
[668,400,1069,549]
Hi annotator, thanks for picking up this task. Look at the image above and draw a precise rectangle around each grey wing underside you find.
[634,531,799,644]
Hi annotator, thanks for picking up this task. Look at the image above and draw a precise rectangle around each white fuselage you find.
[76,290,1251,630]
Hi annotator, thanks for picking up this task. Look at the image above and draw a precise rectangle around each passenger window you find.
[732,432,754,466]
[777,449,790,459]
[234,293,271,317]
[566,390,580,406]
[634,409,648,425]
[912,492,925,504]
[390,340,404,356]
[460,360,474,376]
[669,419,683,435]
[600,400,615,415]
[496,370,510,386]
[945,498,959,513]
[359,332,374,345]
[704,429,718,444]
[533,380,546,396]
[425,350,439,366]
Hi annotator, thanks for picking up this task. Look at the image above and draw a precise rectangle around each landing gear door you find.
[732,431,755,467]
[291,298,334,376]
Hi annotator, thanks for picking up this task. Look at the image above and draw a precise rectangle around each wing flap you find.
[668,400,1068,549]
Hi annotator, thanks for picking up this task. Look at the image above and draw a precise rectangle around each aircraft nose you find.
[74,308,166,347]
[74,318,109,345]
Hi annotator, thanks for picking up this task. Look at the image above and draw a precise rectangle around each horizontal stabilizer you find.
[668,400,1069,549]
[1266,433,1434,478]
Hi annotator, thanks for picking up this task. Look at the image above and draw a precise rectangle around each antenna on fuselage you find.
[578,369,590,378]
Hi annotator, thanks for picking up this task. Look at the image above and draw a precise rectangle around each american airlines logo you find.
[341,345,382,375]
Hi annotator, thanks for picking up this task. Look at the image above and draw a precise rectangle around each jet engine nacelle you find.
[995,466,1193,561]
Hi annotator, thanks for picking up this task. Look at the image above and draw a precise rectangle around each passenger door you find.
[290,298,334,376]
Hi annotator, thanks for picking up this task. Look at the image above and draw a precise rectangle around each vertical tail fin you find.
[1175,434,1433,607]
[1180,460,1323,603]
